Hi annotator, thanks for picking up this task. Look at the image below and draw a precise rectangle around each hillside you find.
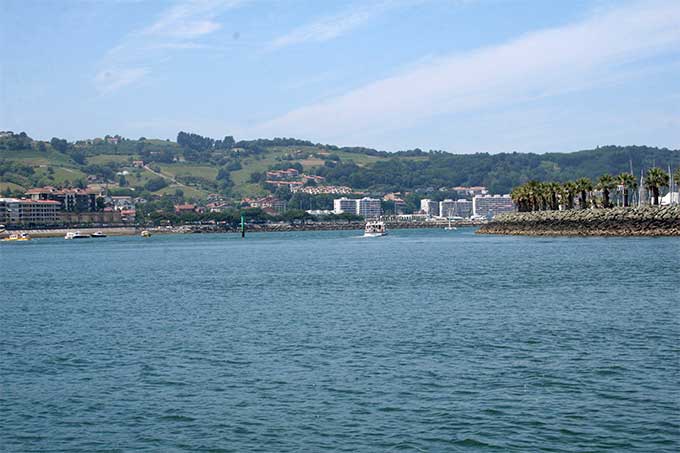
[1,131,678,204]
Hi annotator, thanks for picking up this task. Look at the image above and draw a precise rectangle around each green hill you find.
[1,131,678,202]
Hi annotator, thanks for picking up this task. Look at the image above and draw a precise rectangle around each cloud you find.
[268,0,414,50]
[94,0,242,94]
[253,0,680,145]
[94,67,149,94]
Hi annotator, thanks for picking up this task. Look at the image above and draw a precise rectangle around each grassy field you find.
[154,184,209,199]
[88,154,133,165]
[0,181,26,192]
[158,163,218,180]
[33,166,88,185]
[0,149,75,166]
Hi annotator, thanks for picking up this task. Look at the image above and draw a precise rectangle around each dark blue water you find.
[1,228,678,452]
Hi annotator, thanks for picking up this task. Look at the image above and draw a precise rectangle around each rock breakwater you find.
[477,206,680,236]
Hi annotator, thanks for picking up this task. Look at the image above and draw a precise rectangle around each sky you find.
[1,0,679,153]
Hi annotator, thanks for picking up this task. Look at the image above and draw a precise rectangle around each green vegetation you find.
[510,168,671,212]
[1,131,678,207]
[644,167,669,206]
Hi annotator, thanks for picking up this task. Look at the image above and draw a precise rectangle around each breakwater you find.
[477,206,680,236]
[1,220,486,238]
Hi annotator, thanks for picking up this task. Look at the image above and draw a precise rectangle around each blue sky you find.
[1,0,679,153]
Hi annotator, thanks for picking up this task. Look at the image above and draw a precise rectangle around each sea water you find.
[1,228,678,451]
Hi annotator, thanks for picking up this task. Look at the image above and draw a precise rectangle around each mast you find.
[638,169,644,207]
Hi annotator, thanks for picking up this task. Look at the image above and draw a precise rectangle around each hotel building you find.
[0,198,61,226]
[472,194,515,217]
[357,197,382,218]
[420,199,439,217]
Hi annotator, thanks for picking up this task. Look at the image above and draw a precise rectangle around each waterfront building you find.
[357,197,382,218]
[472,194,515,217]
[453,199,473,218]
[439,199,457,217]
[25,186,97,212]
[333,197,358,214]
[420,199,439,217]
[0,198,60,226]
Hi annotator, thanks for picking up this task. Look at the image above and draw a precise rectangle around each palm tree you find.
[596,174,617,208]
[511,185,529,212]
[521,181,541,211]
[644,167,669,206]
[562,181,577,210]
[575,177,592,209]
[545,182,561,210]
[617,172,637,207]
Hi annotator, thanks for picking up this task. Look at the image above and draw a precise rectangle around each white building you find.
[333,197,358,214]
[420,198,439,217]
[111,196,134,211]
[472,194,515,217]
[357,197,382,218]
[439,199,456,217]
[453,199,473,218]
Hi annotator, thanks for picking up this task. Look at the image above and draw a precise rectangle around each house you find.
[266,168,300,180]
[249,196,286,213]
[174,204,197,214]
[132,160,145,168]
[111,196,134,211]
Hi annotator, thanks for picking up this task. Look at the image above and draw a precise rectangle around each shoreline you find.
[1,221,485,238]
[477,206,680,237]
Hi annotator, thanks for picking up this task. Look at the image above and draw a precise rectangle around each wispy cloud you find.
[268,0,415,50]
[94,0,242,94]
[252,0,680,146]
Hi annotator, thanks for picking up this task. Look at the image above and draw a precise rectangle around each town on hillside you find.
[1,131,678,229]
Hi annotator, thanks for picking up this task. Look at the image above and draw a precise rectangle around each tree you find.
[50,137,69,153]
[617,173,637,207]
[562,181,577,210]
[674,168,680,187]
[644,167,669,206]
[118,175,128,187]
[576,177,592,209]
[596,174,616,208]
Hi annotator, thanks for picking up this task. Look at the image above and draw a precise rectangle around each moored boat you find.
[2,232,32,241]
[140,230,151,237]
[65,231,89,239]
[91,231,107,238]
[364,221,387,237]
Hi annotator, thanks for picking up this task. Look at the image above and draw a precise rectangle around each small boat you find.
[91,231,107,238]
[140,230,152,238]
[444,218,457,231]
[65,231,90,240]
[364,221,387,237]
[2,232,31,241]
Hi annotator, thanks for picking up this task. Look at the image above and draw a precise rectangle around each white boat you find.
[140,230,151,238]
[91,231,107,238]
[364,221,387,237]
[65,231,89,239]
[2,232,31,241]
[444,218,457,231]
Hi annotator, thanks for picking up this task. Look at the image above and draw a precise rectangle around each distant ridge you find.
[1,131,678,197]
